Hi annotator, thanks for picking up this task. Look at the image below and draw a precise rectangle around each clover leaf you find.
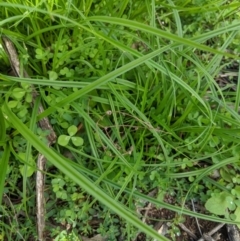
[48,70,58,81]
[71,137,83,147]
[8,100,18,108]
[58,125,84,147]
[58,135,71,146]
[35,48,48,60]
[18,153,36,177]
[11,87,25,100]
[68,125,77,136]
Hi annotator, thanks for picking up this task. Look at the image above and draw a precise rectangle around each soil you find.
[133,189,240,241]
[134,202,237,241]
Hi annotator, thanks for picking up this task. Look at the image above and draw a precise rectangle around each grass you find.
[1,0,240,240]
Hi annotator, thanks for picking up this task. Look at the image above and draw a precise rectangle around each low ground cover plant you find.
[0,0,240,240]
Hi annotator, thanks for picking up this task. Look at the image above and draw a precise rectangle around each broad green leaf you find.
[7,100,18,108]
[18,152,26,162]
[232,186,240,198]
[58,135,71,146]
[71,137,84,147]
[205,192,234,215]
[220,169,232,182]
[20,165,35,177]
[234,207,240,229]
[17,108,28,118]
[11,87,25,100]
[25,93,32,103]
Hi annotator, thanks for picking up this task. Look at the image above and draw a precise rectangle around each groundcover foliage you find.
[0,0,240,240]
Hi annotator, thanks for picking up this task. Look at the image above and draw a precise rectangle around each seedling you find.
[58,125,83,147]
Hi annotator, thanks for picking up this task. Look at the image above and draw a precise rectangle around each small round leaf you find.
[68,125,78,136]
[71,137,84,146]
[58,135,71,146]
[8,100,18,108]
[25,93,33,103]
[20,165,35,177]
[11,88,25,100]
[18,108,28,118]
[48,71,58,80]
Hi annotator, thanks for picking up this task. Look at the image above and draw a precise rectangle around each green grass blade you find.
[86,16,238,59]
[61,152,240,225]
[235,63,240,112]
[0,144,10,205]
[2,102,171,241]
[0,108,6,145]
[0,108,9,205]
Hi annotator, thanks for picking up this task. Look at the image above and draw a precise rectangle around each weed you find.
[0,0,240,240]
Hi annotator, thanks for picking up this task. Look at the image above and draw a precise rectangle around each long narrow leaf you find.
[0,109,6,144]
[86,16,239,59]
[0,144,10,205]
[2,102,170,241]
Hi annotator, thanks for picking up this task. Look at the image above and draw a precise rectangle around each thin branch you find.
[197,223,225,241]
[2,36,56,241]
[191,199,202,236]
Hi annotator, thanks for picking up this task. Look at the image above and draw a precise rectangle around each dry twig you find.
[178,223,198,240]
[197,223,225,241]
[2,36,56,241]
